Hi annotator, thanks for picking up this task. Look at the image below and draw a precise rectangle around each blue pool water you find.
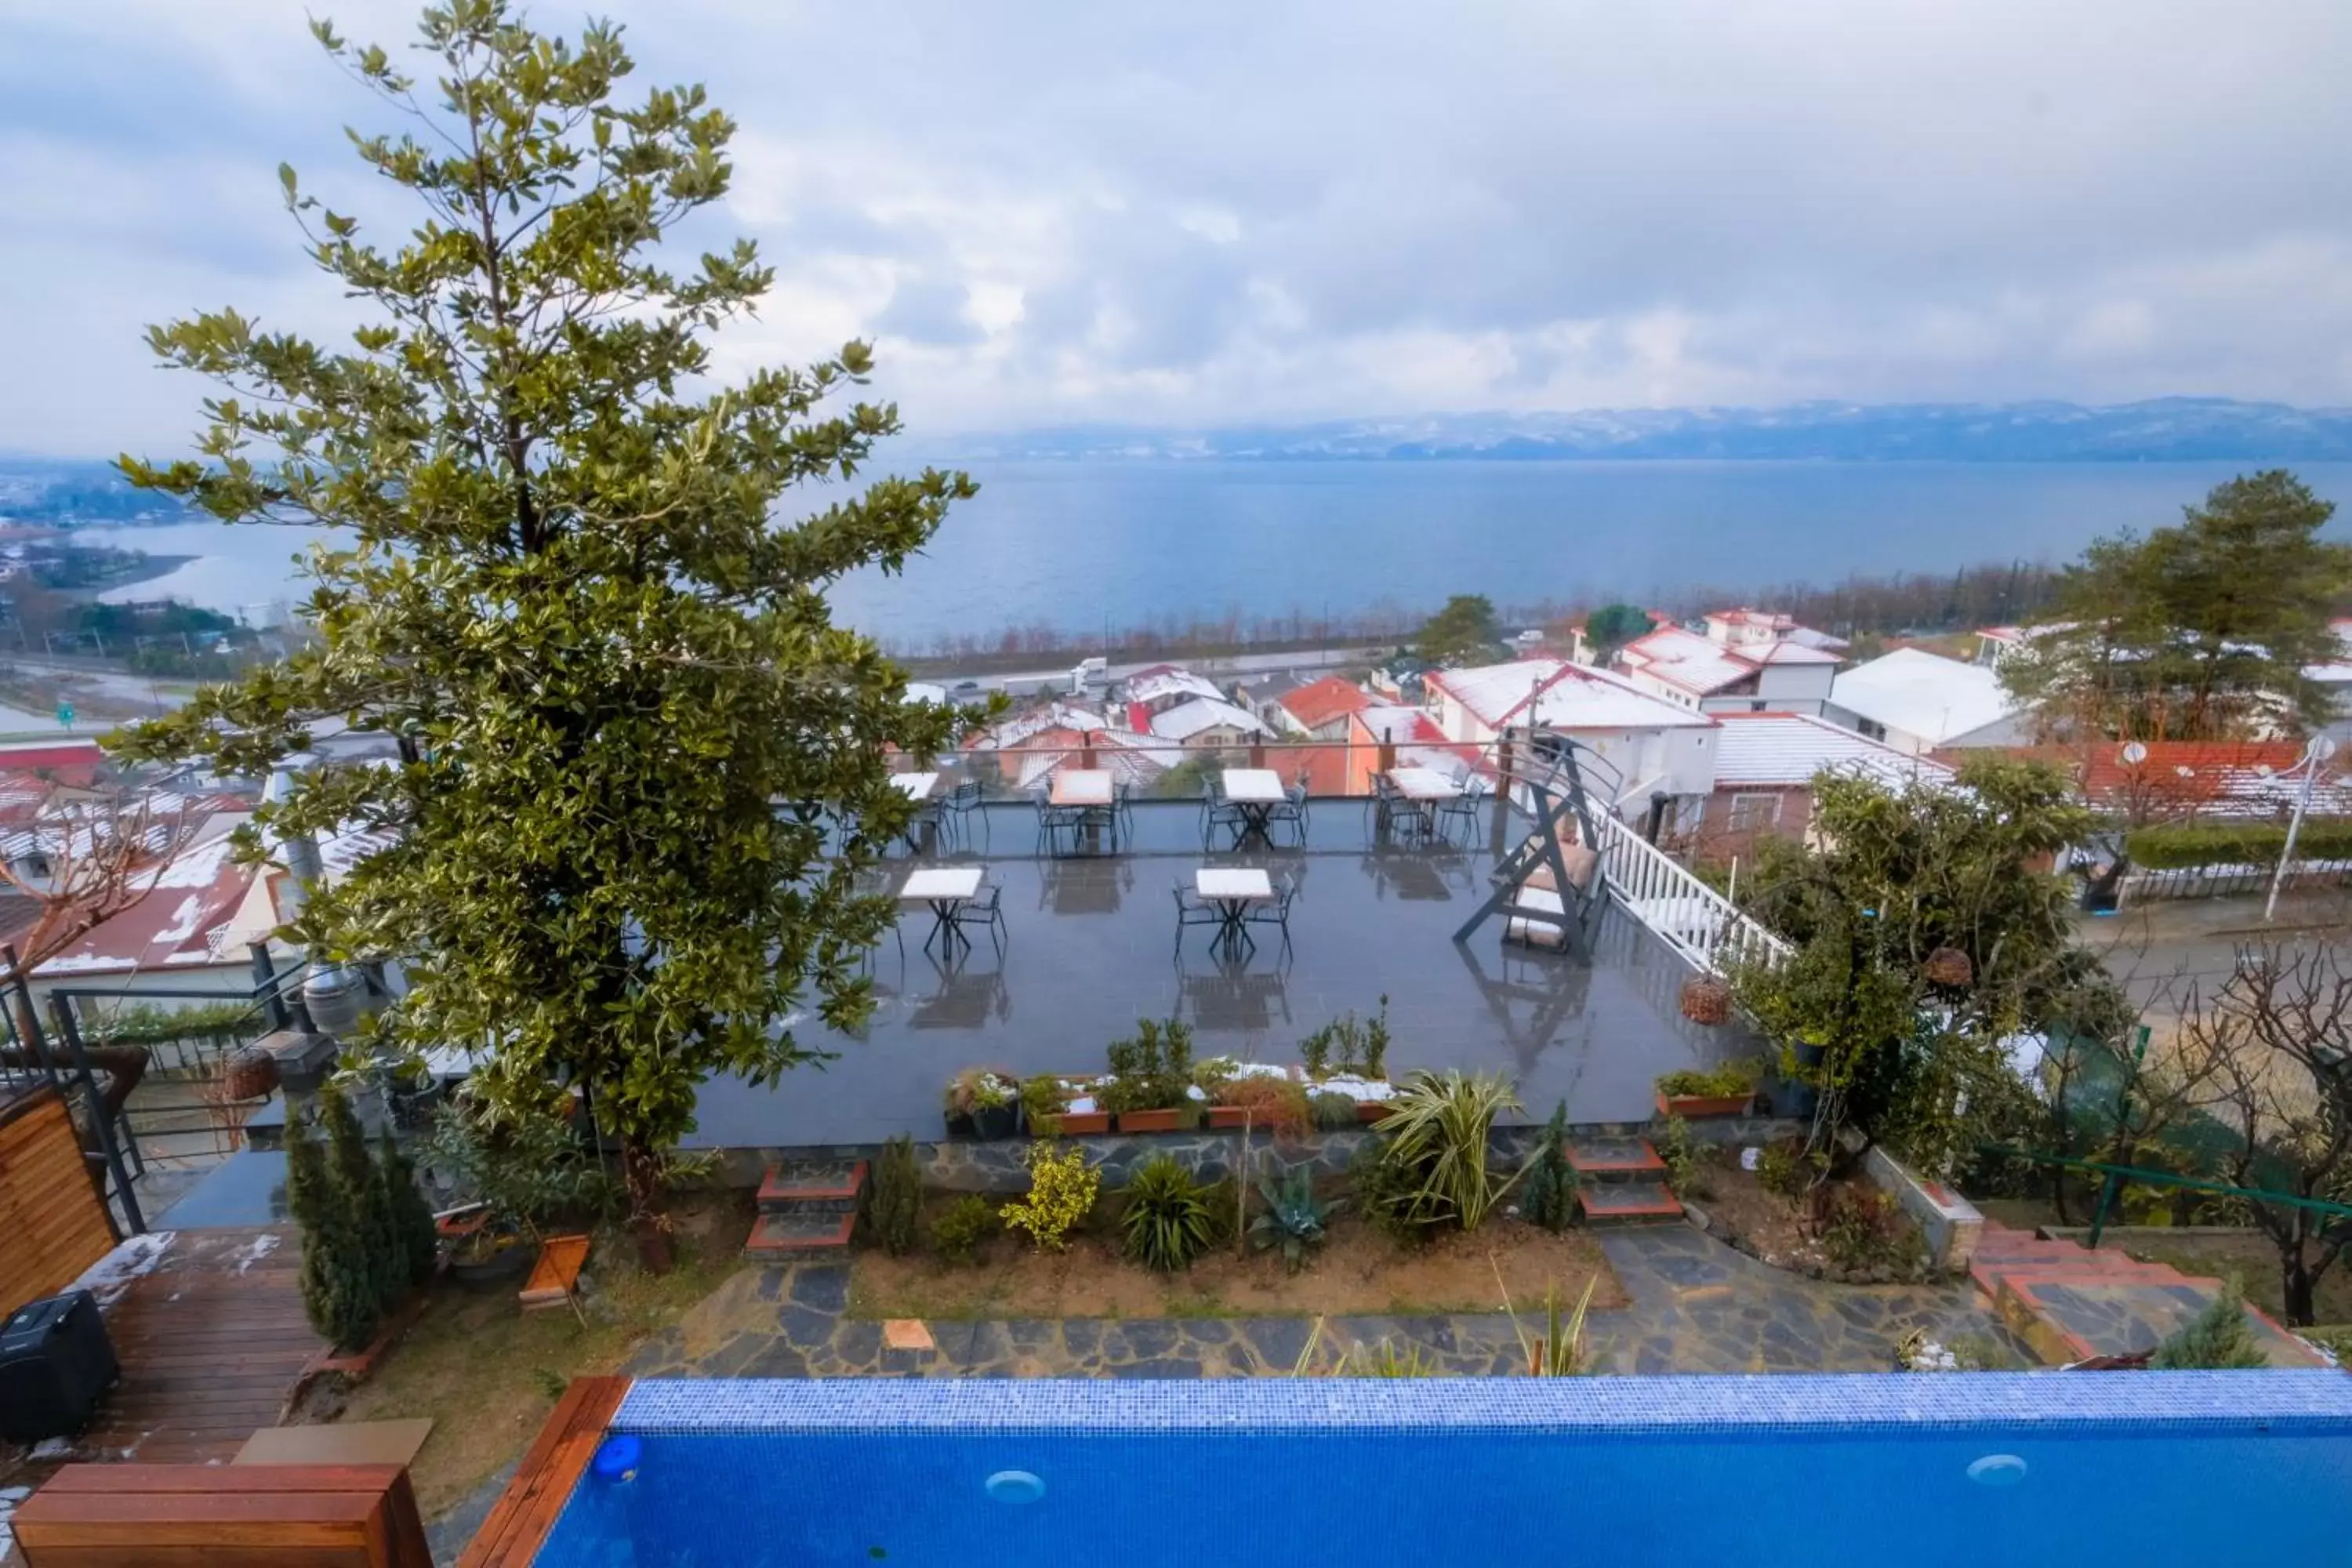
[534,1374,2352,1567]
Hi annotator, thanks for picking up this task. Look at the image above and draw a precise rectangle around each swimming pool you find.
[532,1373,2352,1567]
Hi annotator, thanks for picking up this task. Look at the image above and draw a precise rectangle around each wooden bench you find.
[517,1234,590,1313]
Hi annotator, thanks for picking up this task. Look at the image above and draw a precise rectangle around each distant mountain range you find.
[928,398,2352,463]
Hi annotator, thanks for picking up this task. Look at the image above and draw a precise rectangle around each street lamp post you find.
[2264,735,2339,923]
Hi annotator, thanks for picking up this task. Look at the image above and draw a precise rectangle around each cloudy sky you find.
[5,0,2350,455]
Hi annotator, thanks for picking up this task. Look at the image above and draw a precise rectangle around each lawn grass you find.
[317,1190,751,1519]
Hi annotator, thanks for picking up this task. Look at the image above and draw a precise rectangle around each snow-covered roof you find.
[971,704,1108,750]
[1711,713,1955,790]
[1829,648,2024,743]
[31,837,251,977]
[1432,659,1715,731]
[1123,665,1225,706]
[1617,628,1761,694]
[1150,697,1271,742]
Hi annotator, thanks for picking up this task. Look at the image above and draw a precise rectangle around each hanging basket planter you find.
[1679,975,1733,1026]
[222,1047,281,1103]
[1924,946,1975,988]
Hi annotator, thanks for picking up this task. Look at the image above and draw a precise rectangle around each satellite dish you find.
[2118,742,2147,765]
[2310,736,2340,764]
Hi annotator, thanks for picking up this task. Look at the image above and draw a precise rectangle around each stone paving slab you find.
[620,1226,2025,1384]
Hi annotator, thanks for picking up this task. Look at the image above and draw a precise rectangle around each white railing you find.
[1588,810,1792,976]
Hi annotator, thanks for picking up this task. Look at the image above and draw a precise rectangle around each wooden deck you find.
[78,1226,325,1466]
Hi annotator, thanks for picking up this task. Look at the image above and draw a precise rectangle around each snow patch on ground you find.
[1,1481,32,1558]
[231,1232,281,1274]
[69,1230,176,1308]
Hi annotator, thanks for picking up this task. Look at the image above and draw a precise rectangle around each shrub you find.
[1655,1116,1711,1200]
[378,1129,441,1289]
[1101,1018,1195,1115]
[871,1135,920,1257]
[287,1103,379,1351]
[1376,1069,1522,1232]
[1756,1139,1812,1201]
[2153,1276,2269,1370]
[1654,1062,1759,1100]
[1517,1102,1578,1232]
[931,1195,995,1265]
[320,1083,397,1311]
[1298,998,1392,1081]
[1309,1090,1362,1133]
[2128,819,2352,873]
[1018,1075,1065,1137]
[1249,1166,1338,1271]
[1119,1155,1218,1272]
[1000,1142,1100,1251]
[1814,1186,1922,1276]
[1222,1075,1312,1139]
[1352,1138,1434,1247]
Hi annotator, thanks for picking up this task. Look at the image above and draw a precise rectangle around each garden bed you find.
[299,1189,752,1519]
[1682,1149,1933,1284]
[848,1200,1625,1322]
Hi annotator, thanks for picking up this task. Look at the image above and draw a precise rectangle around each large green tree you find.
[1999,471,2352,741]
[114,2,969,1243]
[1733,757,2128,1174]
[1581,603,1653,660]
[1414,593,1503,666]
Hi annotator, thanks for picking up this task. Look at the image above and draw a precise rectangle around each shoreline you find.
[54,551,199,602]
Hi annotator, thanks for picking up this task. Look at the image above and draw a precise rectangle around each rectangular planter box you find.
[1115,1108,1189,1134]
[1056,1109,1112,1136]
[1356,1101,1394,1124]
[1656,1091,1753,1120]
[1206,1105,1252,1129]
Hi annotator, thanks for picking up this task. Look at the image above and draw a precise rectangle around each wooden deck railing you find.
[458,1375,633,1566]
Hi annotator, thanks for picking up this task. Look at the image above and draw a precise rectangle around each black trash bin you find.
[0,1289,119,1444]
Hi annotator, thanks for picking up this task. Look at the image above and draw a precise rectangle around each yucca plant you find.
[1249,1165,1339,1272]
[1494,1261,1599,1377]
[1118,1154,1218,1272]
[1377,1069,1523,1232]
[1288,1317,1443,1377]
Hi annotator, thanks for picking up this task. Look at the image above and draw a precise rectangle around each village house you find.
[1824,647,2034,755]
[1611,608,1846,716]
[1269,674,1372,740]
[1674,711,1954,865]
[1421,657,1718,823]
[1119,663,1270,750]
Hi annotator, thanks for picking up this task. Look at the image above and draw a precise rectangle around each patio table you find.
[1220,768,1286,844]
[1195,866,1273,951]
[899,866,984,956]
[1382,765,1458,840]
[1051,768,1119,852]
[892,771,945,850]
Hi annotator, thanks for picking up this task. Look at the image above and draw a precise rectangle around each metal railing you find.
[1588,809,1791,976]
[1979,1143,2352,1249]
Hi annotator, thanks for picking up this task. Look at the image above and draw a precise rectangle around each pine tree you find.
[2152,1276,2270,1370]
[1518,1102,1578,1232]
[379,1128,441,1290]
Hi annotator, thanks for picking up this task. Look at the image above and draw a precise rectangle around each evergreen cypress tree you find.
[2153,1275,2270,1370]
[289,1098,379,1349]
[1518,1102,1579,1232]
[379,1127,441,1290]
[319,1083,394,1312]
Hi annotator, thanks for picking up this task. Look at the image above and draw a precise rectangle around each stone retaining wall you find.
[712,1113,1804,1193]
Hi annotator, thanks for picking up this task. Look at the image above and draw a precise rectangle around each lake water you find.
[80,459,2352,648]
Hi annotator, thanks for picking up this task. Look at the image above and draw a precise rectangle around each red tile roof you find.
[0,740,103,786]
[1279,676,1372,731]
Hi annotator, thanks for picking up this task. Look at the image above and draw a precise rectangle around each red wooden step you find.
[745,1210,855,1257]
[758,1160,869,1210]
[1578,1181,1685,1225]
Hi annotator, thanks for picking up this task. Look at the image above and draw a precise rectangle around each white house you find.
[1422,658,1719,821]
[1613,608,1846,717]
[1824,648,2034,755]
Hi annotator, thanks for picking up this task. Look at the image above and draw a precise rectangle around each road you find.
[927,644,1388,696]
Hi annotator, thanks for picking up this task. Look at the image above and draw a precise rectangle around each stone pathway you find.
[620,1226,2021,1382]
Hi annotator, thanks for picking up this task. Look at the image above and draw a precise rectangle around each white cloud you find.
[3,0,2350,452]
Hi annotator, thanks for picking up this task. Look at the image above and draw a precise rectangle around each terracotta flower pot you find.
[1115,1108,1186,1134]
[1655,1091,1753,1120]
[1206,1105,1253,1129]
[1056,1109,1112,1136]
[1355,1100,1394,1124]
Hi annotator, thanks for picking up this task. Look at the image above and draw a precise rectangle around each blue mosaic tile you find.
[614,1369,2352,1438]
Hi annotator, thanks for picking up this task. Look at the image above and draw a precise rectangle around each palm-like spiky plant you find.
[1377,1070,1523,1232]
[1118,1155,1218,1272]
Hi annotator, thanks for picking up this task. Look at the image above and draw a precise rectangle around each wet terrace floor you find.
[684,800,1763,1149]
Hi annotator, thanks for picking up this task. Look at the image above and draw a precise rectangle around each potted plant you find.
[1297,999,1396,1122]
[1102,1018,1201,1134]
[1654,1062,1759,1120]
[1020,1073,1109,1136]
[1207,1072,1311,1134]
[944,1067,1022,1140]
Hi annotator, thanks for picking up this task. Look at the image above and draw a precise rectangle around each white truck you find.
[1069,655,1109,694]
